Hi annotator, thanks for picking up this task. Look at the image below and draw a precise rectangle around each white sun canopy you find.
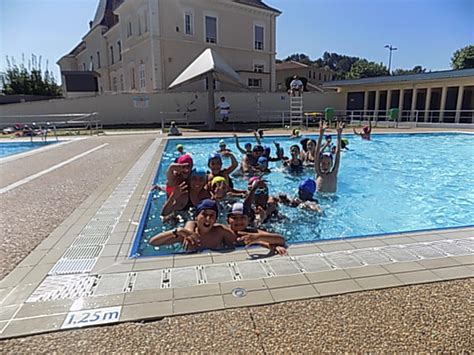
[168,48,246,89]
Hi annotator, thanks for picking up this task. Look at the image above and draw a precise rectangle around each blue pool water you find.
[131,133,474,257]
[0,141,58,158]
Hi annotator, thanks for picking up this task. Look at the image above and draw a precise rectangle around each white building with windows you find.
[57,0,281,97]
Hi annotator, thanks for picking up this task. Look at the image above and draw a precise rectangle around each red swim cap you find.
[176,154,193,167]
[362,126,369,133]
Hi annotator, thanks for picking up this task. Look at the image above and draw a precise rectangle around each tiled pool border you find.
[0,132,472,339]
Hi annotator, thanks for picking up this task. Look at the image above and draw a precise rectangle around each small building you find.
[275,61,336,92]
[57,0,281,98]
[323,69,474,123]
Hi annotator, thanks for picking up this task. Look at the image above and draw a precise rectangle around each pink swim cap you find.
[249,176,260,184]
[176,154,193,167]
[362,126,369,134]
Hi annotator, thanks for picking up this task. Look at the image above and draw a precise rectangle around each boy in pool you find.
[315,120,344,193]
[226,202,287,256]
[210,176,246,202]
[290,129,301,138]
[276,178,323,213]
[207,152,238,188]
[217,140,232,154]
[150,199,235,251]
[176,144,185,155]
[241,145,264,174]
[353,119,372,140]
[320,135,334,153]
[255,156,270,173]
[189,169,211,206]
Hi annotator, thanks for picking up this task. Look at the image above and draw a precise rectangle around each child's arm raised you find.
[332,121,344,175]
[314,120,326,176]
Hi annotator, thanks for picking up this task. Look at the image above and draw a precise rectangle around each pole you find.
[206,72,216,130]
[388,50,392,73]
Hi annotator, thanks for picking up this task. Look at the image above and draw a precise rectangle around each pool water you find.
[0,141,58,158]
[131,133,474,257]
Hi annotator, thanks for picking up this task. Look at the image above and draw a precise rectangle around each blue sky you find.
[1,0,472,81]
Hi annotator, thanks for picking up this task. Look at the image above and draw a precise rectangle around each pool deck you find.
[0,128,473,349]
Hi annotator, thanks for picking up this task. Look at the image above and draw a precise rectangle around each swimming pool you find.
[0,141,58,158]
[131,133,474,257]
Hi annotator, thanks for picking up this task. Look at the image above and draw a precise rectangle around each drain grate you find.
[49,258,98,275]
[27,275,99,302]
[63,246,103,259]
[406,244,447,259]
[351,249,393,265]
[380,246,419,262]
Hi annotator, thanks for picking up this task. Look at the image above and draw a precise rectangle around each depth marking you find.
[0,143,108,194]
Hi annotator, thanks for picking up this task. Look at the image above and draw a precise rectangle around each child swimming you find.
[283,145,304,173]
[276,178,322,213]
[353,120,372,140]
[315,120,344,193]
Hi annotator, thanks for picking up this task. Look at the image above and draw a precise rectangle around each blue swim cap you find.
[299,178,316,195]
[263,146,271,156]
[325,135,332,140]
[208,153,222,164]
[257,156,268,166]
[191,168,207,177]
[195,199,218,217]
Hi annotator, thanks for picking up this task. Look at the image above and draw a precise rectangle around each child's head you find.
[218,139,226,150]
[244,142,252,152]
[298,178,316,201]
[208,153,222,174]
[290,144,300,157]
[263,146,271,158]
[211,176,229,200]
[190,169,207,190]
[227,202,250,232]
[362,126,370,134]
[257,156,268,170]
[171,121,176,127]
[331,145,336,154]
[320,152,333,173]
[307,139,316,151]
[175,154,193,178]
[292,129,301,137]
[195,199,218,233]
[252,145,264,159]
[257,129,264,139]
[176,144,184,153]
[325,134,332,143]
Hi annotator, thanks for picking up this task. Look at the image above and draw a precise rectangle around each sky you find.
[0,0,473,81]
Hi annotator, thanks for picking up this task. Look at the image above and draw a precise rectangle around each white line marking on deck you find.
[0,143,108,194]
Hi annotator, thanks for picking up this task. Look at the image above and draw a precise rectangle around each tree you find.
[313,52,360,79]
[284,53,312,65]
[346,59,389,79]
[451,45,474,69]
[1,54,61,96]
[393,65,426,75]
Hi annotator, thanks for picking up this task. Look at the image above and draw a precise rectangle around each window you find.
[205,16,217,43]
[117,41,122,61]
[144,10,148,32]
[185,12,193,35]
[254,25,264,50]
[319,73,321,80]
[112,77,118,91]
[313,72,316,79]
[308,70,311,78]
[324,74,327,81]
[138,16,142,36]
[139,64,146,90]
[131,67,136,89]
[110,46,114,64]
[89,56,94,71]
[120,75,124,91]
[248,78,262,88]
[205,77,216,90]
[97,51,101,68]
[127,21,132,37]
[83,63,86,71]
[254,64,264,73]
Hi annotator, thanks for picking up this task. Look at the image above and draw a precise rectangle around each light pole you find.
[384,44,398,74]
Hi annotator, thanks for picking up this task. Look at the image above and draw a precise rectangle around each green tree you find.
[451,45,474,69]
[1,54,61,96]
[284,53,312,65]
[346,59,389,79]
[393,65,426,75]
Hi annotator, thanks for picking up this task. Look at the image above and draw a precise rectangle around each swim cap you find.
[263,146,271,156]
[321,152,333,160]
[218,139,226,146]
[191,168,207,177]
[176,154,193,167]
[257,156,268,166]
[208,153,222,164]
[325,135,332,140]
[249,176,260,185]
[211,176,227,187]
[299,178,316,195]
[362,126,369,133]
[195,199,218,217]
[252,145,264,152]
[228,202,248,217]
[176,144,184,150]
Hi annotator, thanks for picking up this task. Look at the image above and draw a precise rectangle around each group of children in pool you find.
[149,119,372,255]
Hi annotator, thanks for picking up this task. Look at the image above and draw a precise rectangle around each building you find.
[323,69,474,123]
[275,61,335,92]
[57,0,281,98]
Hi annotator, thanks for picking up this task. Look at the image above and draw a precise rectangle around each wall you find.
[0,91,344,126]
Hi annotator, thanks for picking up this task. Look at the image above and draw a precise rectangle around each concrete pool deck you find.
[0,129,473,348]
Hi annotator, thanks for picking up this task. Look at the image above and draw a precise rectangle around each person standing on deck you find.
[216,96,231,123]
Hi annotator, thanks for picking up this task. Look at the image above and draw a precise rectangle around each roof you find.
[168,48,245,89]
[323,68,474,87]
[276,61,309,70]
[91,0,122,30]
[234,0,281,13]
